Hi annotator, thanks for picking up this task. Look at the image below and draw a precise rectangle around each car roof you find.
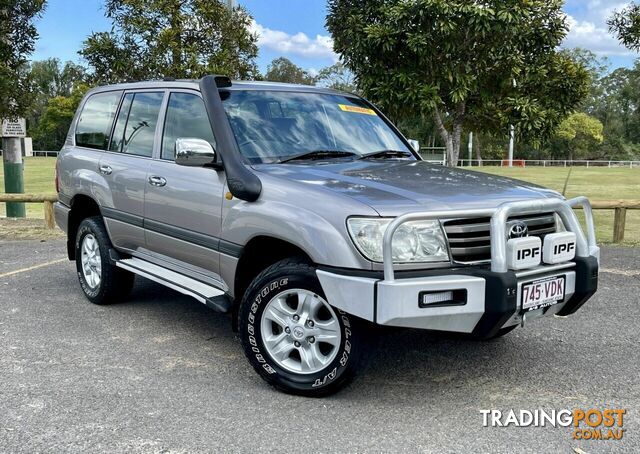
[89,79,353,96]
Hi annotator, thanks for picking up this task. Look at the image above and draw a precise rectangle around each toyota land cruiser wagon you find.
[54,75,599,396]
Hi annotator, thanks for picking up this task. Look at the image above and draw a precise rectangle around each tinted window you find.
[75,91,122,150]
[161,92,216,160]
[120,92,164,157]
[109,93,133,152]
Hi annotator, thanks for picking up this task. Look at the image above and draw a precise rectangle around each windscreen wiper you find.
[280,150,358,163]
[358,150,413,160]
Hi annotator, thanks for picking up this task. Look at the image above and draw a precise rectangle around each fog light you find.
[543,232,577,264]
[418,289,467,308]
[423,291,453,305]
[507,237,542,270]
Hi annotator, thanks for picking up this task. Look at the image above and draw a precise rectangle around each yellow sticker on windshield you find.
[339,104,377,116]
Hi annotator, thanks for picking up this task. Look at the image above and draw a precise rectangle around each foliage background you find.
[6,0,640,163]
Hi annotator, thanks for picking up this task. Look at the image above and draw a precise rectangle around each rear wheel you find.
[238,258,372,397]
[75,216,134,305]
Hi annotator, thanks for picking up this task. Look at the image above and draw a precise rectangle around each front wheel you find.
[238,258,372,397]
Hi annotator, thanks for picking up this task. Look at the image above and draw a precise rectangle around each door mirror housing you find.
[175,138,217,167]
[408,139,420,153]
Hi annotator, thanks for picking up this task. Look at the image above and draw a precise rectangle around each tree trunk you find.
[433,103,466,166]
[433,107,453,165]
[475,135,483,167]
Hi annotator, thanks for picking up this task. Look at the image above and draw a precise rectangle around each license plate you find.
[521,276,566,312]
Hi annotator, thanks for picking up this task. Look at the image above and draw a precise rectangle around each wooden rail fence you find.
[0,194,639,243]
[582,200,640,243]
[0,194,57,229]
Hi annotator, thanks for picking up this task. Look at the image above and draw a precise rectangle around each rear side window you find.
[161,92,216,160]
[75,91,122,150]
[110,92,164,157]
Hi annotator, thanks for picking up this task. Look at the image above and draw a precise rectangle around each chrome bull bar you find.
[382,197,597,281]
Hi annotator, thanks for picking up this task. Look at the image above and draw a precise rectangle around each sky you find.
[33,0,639,74]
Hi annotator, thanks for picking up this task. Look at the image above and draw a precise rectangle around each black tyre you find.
[75,216,134,305]
[238,258,372,397]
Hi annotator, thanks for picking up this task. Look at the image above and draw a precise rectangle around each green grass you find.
[0,157,56,218]
[1,158,639,244]
[470,166,640,245]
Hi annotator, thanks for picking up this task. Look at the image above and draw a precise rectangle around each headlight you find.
[347,218,450,263]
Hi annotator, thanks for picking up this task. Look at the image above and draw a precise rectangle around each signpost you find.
[2,118,26,137]
[2,117,26,217]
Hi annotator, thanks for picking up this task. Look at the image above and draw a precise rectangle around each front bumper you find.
[318,256,598,337]
[316,197,599,338]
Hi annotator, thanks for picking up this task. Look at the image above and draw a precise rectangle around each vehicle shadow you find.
[122,277,559,401]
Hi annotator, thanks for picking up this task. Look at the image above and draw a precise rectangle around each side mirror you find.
[175,138,216,167]
[408,139,420,153]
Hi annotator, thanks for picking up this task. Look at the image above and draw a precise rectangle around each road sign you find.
[1,118,26,138]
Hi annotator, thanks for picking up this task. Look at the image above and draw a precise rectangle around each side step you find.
[116,257,232,313]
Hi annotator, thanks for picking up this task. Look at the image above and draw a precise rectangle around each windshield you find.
[221,90,413,164]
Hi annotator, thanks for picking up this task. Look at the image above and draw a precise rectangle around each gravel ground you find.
[0,240,638,453]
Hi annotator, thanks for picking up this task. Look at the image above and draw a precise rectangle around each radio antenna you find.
[562,166,573,197]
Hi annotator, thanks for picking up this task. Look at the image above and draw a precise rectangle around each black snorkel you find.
[199,75,262,202]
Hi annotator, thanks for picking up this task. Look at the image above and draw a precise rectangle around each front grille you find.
[443,212,557,263]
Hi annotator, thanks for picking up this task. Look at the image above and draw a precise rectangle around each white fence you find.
[418,153,640,169]
[32,150,59,157]
[457,159,640,168]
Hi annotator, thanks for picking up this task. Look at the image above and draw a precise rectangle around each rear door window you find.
[108,91,164,157]
[121,92,164,157]
[75,91,122,150]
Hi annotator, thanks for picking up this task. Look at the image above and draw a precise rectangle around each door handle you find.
[148,176,167,187]
[99,165,113,175]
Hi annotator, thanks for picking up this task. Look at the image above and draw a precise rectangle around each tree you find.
[26,59,86,144]
[608,2,640,51]
[80,0,259,84]
[560,48,609,112]
[327,0,590,166]
[29,59,85,100]
[264,57,315,85]
[316,62,356,92]
[0,0,46,119]
[32,84,89,151]
[554,113,604,161]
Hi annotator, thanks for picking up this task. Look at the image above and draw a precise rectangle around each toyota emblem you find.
[508,221,529,239]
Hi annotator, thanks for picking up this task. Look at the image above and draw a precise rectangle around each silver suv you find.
[54,75,599,396]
